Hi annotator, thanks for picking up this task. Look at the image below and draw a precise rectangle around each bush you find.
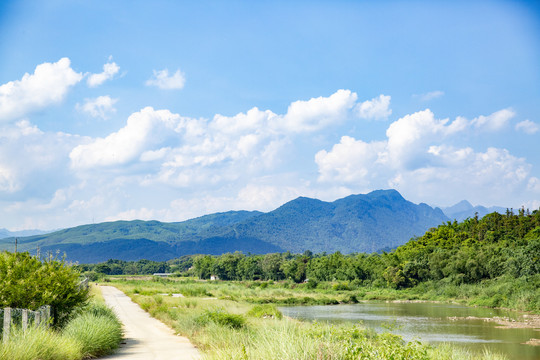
[0,251,89,326]
[195,308,245,329]
[80,302,118,322]
[247,304,283,319]
[62,312,123,358]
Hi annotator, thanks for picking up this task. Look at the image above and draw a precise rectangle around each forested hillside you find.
[0,190,448,262]
[80,208,540,310]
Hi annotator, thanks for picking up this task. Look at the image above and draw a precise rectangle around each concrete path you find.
[99,285,201,360]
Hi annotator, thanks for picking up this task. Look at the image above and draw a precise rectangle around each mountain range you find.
[0,190,493,263]
[441,200,507,222]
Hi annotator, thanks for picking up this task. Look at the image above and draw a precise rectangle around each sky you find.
[0,0,539,231]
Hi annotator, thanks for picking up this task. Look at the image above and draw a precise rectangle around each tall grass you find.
[63,311,123,358]
[0,326,82,360]
[0,300,123,360]
[107,279,509,360]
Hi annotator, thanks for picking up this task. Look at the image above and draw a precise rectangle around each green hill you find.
[0,190,449,262]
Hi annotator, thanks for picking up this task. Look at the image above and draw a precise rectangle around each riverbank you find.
[104,274,540,313]
[102,277,515,359]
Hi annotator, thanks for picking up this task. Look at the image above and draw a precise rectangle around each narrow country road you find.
[99,285,201,360]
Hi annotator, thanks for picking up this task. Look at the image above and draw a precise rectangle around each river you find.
[279,302,539,360]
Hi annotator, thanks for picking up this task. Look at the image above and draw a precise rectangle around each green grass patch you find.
[0,326,82,360]
[247,304,283,319]
[195,308,246,329]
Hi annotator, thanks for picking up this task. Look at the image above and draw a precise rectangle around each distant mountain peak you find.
[444,200,473,214]
[442,200,506,222]
[1,189,449,262]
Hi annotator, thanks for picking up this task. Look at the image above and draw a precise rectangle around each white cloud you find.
[515,119,539,134]
[356,94,392,120]
[315,136,386,184]
[87,60,120,87]
[77,95,118,119]
[0,58,82,121]
[315,108,537,206]
[471,108,515,131]
[146,69,185,90]
[0,120,82,200]
[413,90,444,101]
[70,107,181,169]
[279,89,358,132]
[528,177,540,193]
[385,109,465,169]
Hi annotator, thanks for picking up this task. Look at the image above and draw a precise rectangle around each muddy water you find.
[279,302,539,360]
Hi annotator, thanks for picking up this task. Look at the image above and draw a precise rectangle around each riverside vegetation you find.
[87,208,540,311]
[0,252,123,360]
[97,210,539,359]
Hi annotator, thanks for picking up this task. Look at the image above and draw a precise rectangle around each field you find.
[102,277,513,360]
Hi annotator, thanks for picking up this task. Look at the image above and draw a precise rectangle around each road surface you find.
[99,285,201,360]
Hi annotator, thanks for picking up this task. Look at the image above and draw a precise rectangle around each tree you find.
[0,251,89,326]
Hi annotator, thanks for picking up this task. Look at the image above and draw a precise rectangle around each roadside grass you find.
[0,326,82,360]
[62,303,123,358]
[105,278,511,360]
[0,294,123,360]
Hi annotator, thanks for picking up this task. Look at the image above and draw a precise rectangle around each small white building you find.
[153,273,173,278]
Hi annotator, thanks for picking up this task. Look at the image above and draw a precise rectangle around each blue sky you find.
[0,0,539,230]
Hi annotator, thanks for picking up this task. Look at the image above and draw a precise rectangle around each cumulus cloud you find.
[471,108,515,131]
[413,90,444,101]
[77,95,118,119]
[67,89,373,204]
[515,119,539,134]
[70,107,181,169]
[0,58,82,121]
[356,94,392,120]
[385,109,466,169]
[146,69,185,90]
[315,108,537,206]
[87,60,120,87]
[0,120,81,199]
[280,89,358,132]
[315,136,386,184]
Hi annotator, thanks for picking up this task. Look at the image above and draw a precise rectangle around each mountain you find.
[229,189,448,254]
[442,200,507,222]
[0,190,449,263]
[0,228,52,240]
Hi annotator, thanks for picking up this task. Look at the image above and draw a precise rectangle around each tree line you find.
[79,209,540,289]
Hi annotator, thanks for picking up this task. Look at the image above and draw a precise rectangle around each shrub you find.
[62,312,123,358]
[247,304,283,319]
[0,251,89,326]
[195,308,246,329]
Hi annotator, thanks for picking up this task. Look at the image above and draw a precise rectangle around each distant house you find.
[153,273,173,277]
[210,275,219,281]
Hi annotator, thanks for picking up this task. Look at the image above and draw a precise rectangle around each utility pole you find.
[14,238,17,253]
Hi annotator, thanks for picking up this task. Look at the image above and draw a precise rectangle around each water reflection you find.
[279,302,539,360]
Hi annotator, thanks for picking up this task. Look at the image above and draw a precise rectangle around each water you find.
[279,302,539,360]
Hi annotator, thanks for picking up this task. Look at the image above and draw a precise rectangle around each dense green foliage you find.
[189,209,539,291]
[93,209,540,310]
[0,190,448,262]
[0,252,89,325]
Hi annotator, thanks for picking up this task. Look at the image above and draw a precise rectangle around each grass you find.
[0,296,123,360]
[106,275,539,313]
[62,304,123,358]
[0,326,82,360]
[104,278,513,360]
